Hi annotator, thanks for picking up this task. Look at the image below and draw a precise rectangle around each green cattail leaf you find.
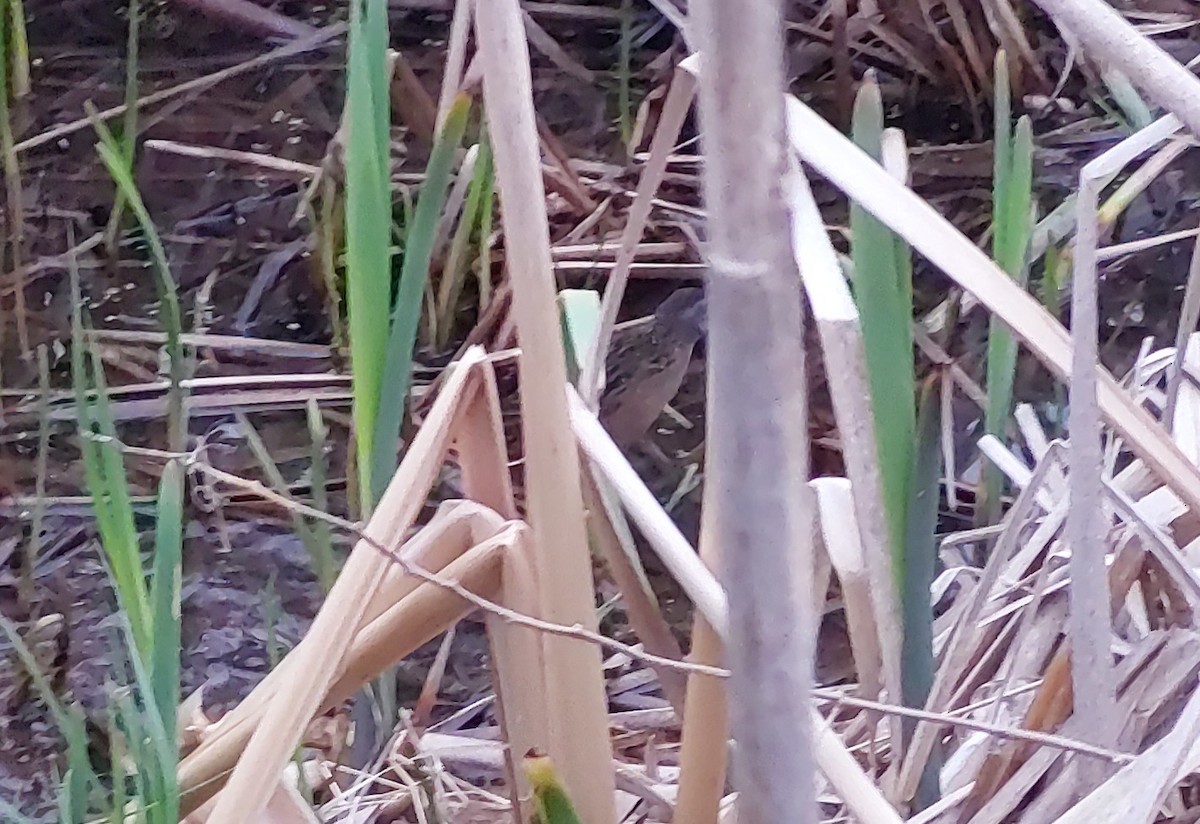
[850,72,915,590]
[369,92,472,508]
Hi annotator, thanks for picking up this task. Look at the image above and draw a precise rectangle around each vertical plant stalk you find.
[435,0,473,131]
[24,344,49,606]
[103,0,141,247]
[68,237,152,662]
[849,75,916,594]
[5,0,28,98]
[901,375,943,809]
[476,129,497,308]
[617,0,634,146]
[1063,149,1121,784]
[691,0,817,822]
[148,459,184,737]
[371,94,471,507]
[980,51,1035,527]
[0,3,29,355]
[307,399,336,589]
[345,0,394,510]
[435,133,493,349]
[474,1,616,819]
[673,488,729,824]
[784,156,904,759]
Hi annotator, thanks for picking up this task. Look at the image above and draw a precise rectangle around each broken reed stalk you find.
[179,519,508,814]
[178,497,505,812]
[691,0,817,821]
[202,351,486,824]
[474,0,616,818]
[785,162,903,750]
[785,97,1200,519]
[451,367,538,816]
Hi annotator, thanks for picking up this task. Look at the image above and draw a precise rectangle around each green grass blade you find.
[369,93,472,506]
[68,248,152,661]
[26,344,50,603]
[148,458,183,735]
[980,64,1035,526]
[237,410,334,591]
[435,132,495,349]
[117,613,180,824]
[0,0,29,355]
[89,108,186,453]
[901,376,943,809]
[306,399,337,591]
[104,0,139,244]
[476,119,497,307]
[1100,66,1152,131]
[6,0,29,98]
[992,51,1012,257]
[87,343,153,657]
[617,0,634,146]
[345,0,394,511]
[850,75,915,589]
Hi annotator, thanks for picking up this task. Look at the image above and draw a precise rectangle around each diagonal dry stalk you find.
[178,502,513,815]
[579,61,699,408]
[201,349,491,823]
[178,351,546,819]
[786,160,904,756]
[785,96,1200,519]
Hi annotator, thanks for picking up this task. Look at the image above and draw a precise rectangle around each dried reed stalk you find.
[475,1,616,817]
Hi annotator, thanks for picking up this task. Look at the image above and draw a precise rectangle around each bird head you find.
[653,287,707,342]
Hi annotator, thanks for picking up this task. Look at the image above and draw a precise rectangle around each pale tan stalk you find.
[475,1,616,817]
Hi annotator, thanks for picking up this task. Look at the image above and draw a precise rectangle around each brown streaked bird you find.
[598,287,707,448]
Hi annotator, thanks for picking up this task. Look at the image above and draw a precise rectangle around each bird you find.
[423,287,706,514]
[598,287,707,448]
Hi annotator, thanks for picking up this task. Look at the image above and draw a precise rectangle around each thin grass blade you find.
[370,93,471,505]
[148,458,183,735]
[901,374,943,809]
[345,0,396,510]
[89,108,185,452]
[68,250,152,660]
[981,53,1035,526]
